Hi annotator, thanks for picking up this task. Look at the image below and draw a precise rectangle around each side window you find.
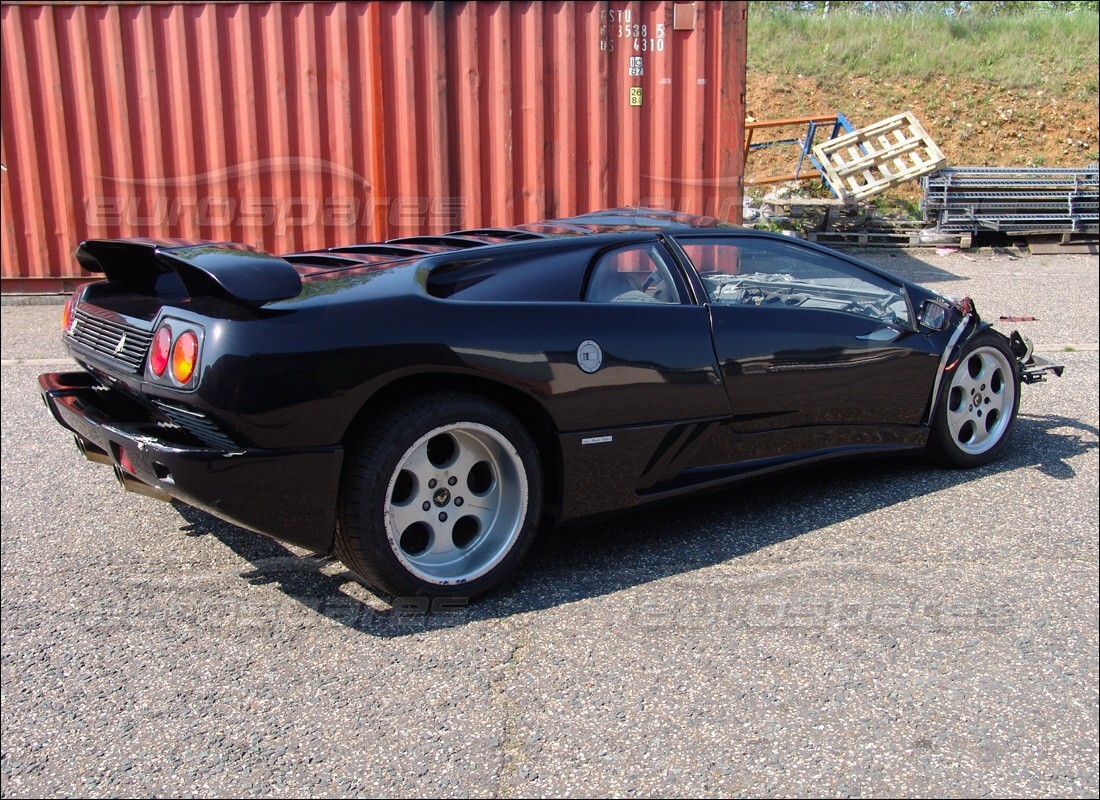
[677,237,911,326]
[584,244,682,305]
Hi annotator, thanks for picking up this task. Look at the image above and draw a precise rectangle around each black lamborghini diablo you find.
[40,209,1063,598]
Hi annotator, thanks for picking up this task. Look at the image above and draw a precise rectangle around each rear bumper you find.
[39,371,342,553]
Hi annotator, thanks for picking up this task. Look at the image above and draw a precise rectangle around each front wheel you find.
[928,331,1020,467]
[336,393,543,598]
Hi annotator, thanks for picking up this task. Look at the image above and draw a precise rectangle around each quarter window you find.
[585,244,681,305]
[677,237,911,327]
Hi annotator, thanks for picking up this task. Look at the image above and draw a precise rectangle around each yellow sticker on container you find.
[629,86,643,107]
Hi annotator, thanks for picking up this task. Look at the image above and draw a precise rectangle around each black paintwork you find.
[41,209,993,553]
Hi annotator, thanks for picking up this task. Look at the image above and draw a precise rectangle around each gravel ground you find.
[2,249,1097,798]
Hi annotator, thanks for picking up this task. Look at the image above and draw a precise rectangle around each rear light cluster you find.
[61,294,76,332]
[146,320,203,388]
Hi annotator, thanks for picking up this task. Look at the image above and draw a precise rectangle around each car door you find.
[554,239,730,429]
[546,239,735,519]
[671,234,942,455]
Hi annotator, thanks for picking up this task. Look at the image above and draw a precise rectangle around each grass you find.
[748,9,1099,92]
[872,195,922,218]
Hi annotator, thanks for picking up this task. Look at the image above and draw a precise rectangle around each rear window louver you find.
[327,244,431,257]
[284,254,370,268]
[388,235,498,249]
[451,228,546,241]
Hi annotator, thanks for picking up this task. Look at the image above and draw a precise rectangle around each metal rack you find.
[744,114,856,189]
[922,167,1099,235]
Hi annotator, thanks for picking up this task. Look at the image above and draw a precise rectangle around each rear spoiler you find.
[75,238,302,307]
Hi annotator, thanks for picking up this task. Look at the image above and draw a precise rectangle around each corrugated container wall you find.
[1,1,747,292]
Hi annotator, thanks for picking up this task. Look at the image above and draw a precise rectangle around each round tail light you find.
[150,325,172,377]
[170,330,199,384]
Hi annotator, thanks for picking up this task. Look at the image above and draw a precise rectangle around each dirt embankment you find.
[745,70,1099,202]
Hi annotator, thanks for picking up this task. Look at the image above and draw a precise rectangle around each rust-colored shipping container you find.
[1,1,746,293]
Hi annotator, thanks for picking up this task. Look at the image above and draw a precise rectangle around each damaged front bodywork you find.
[1010,330,1067,384]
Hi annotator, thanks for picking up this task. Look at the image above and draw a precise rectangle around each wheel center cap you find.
[433,487,451,507]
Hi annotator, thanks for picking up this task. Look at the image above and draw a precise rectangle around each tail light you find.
[170,330,199,385]
[150,325,172,377]
[61,294,75,331]
[144,320,203,388]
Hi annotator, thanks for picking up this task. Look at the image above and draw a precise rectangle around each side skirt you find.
[557,420,928,522]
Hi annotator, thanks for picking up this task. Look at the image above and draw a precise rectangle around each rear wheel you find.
[928,332,1020,467]
[336,393,542,598]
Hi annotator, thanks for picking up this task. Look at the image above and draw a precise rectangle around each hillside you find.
[744,9,1099,207]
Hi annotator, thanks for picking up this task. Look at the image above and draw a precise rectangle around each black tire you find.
[336,392,543,598]
[927,330,1021,468]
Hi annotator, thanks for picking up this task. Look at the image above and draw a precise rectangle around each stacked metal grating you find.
[922,166,1099,234]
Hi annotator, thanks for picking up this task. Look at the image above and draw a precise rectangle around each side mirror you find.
[918,299,950,331]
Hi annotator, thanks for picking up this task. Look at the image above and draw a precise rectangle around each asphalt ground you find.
[2,249,1097,798]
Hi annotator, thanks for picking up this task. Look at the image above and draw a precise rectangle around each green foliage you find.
[872,195,922,219]
[754,1,1099,15]
[752,217,789,232]
[748,6,1099,90]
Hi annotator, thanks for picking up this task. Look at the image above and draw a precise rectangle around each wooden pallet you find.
[1026,234,1099,254]
[833,219,928,234]
[808,230,972,249]
[812,112,946,201]
[807,231,911,246]
[761,194,871,230]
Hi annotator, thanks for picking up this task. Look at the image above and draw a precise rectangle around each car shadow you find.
[172,412,1097,638]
